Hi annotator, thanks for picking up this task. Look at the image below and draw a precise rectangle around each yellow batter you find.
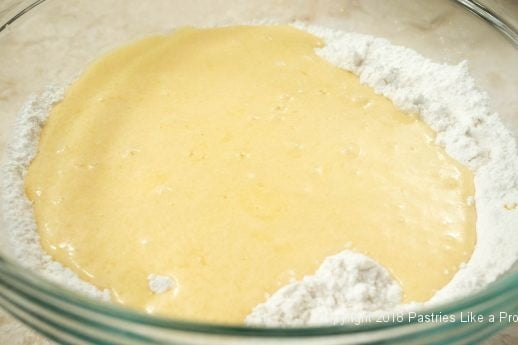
[25,26,476,323]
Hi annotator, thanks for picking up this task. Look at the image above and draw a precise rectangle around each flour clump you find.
[148,274,176,294]
[246,251,402,326]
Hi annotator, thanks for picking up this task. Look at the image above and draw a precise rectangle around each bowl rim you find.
[0,0,517,338]
[1,254,517,336]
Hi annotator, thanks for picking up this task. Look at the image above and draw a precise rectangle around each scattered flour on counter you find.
[148,274,176,294]
[2,24,517,326]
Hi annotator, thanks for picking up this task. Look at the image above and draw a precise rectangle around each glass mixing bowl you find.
[0,1,517,344]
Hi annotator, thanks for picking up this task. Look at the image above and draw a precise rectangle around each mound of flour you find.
[246,251,404,326]
[2,24,517,326]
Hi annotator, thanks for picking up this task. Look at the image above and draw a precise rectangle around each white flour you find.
[246,251,403,326]
[1,87,110,301]
[2,24,518,326]
[148,274,176,294]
